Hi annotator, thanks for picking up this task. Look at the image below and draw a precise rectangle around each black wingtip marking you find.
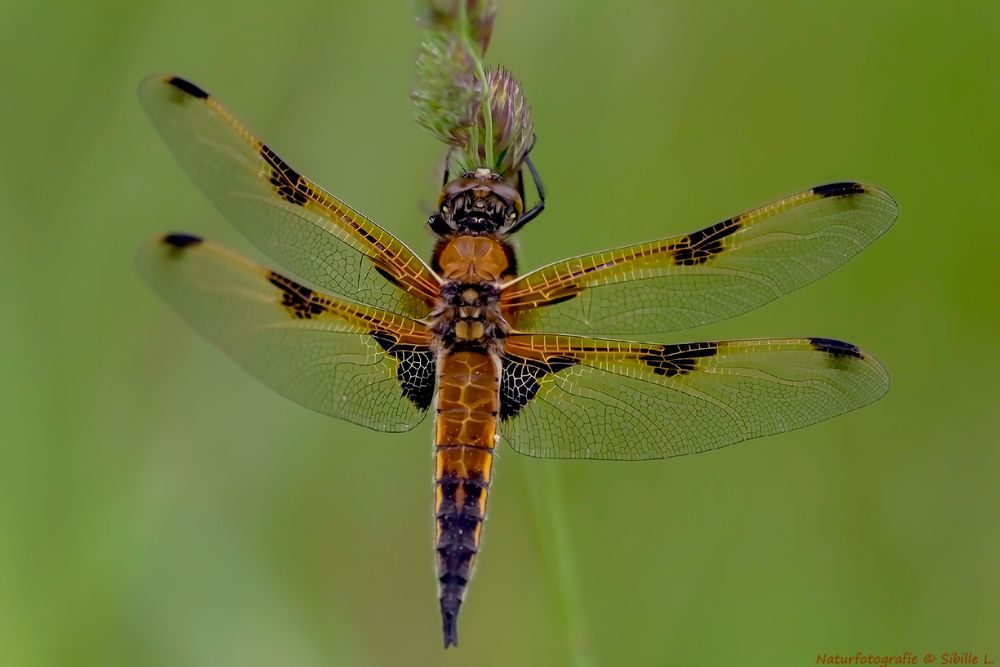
[813,182,866,198]
[809,337,863,360]
[162,233,203,249]
[166,76,209,100]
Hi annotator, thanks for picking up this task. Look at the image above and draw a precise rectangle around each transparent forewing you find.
[499,334,889,460]
[138,74,441,317]
[504,184,897,336]
[136,234,436,432]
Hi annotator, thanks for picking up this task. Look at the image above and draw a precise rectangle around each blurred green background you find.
[2,1,998,665]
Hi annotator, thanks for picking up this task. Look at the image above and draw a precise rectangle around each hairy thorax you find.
[429,234,515,352]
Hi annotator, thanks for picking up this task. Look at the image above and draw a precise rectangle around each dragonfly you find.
[137,74,897,648]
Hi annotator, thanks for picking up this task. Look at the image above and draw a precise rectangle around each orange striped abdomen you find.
[434,350,499,647]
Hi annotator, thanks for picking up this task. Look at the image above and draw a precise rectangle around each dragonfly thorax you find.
[430,232,514,351]
[430,281,508,350]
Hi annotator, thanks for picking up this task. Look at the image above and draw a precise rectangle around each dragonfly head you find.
[432,168,524,236]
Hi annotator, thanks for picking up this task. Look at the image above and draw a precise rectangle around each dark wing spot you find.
[374,266,402,288]
[260,143,309,206]
[538,290,580,308]
[500,354,578,420]
[267,272,328,319]
[166,76,209,100]
[161,233,203,249]
[639,341,718,377]
[371,330,436,410]
[813,182,866,198]
[809,337,863,360]
[668,216,742,266]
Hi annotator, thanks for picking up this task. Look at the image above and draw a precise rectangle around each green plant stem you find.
[524,462,595,667]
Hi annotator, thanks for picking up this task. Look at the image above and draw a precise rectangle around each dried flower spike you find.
[416,0,497,55]
[477,66,533,178]
[412,0,534,177]
[411,33,480,148]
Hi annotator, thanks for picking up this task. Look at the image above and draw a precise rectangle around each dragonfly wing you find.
[139,74,441,317]
[137,233,435,432]
[504,184,897,336]
[499,333,889,459]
